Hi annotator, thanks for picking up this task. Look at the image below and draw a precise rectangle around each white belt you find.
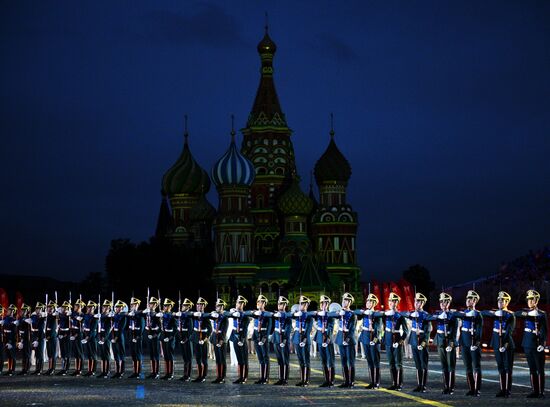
[113,328,119,331]
[386,328,400,333]
[436,330,447,334]
[4,330,11,333]
[493,328,503,333]
[362,327,373,331]
[130,328,141,331]
[84,328,90,331]
[524,328,538,333]
[164,329,173,332]
[194,328,208,332]
[46,328,52,331]
[274,327,285,332]
[461,327,474,332]
[233,328,244,332]
[179,328,189,332]
[254,327,267,331]
[412,329,424,333]
[31,329,39,332]
[146,327,159,330]
[338,328,349,332]
[60,328,69,331]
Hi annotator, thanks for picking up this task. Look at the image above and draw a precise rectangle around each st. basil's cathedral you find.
[156,27,360,302]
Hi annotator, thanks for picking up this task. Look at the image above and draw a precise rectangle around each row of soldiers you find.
[0,289,547,398]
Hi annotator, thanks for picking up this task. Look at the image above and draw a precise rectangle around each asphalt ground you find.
[0,352,547,406]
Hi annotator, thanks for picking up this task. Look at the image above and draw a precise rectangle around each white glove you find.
[417,345,423,351]
[94,313,101,318]
[258,341,264,346]
[364,309,373,315]
[163,337,169,342]
[343,341,348,346]
[98,340,104,345]
[438,312,447,319]
[369,341,376,346]
[155,312,163,318]
[445,346,453,352]
[537,345,544,352]
[470,345,478,351]
[76,316,83,321]
[339,310,345,316]
[143,309,151,314]
[410,311,419,317]
[6,343,13,350]
[0,320,3,325]
[32,341,38,348]
[70,336,76,341]
[108,312,114,317]
[528,310,539,317]
[392,342,399,349]
[210,312,219,318]
[193,312,201,317]
[81,339,87,344]
[17,342,23,350]
[274,312,281,318]
[499,346,506,353]
[317,311,326,317]
[465,310,476,317]
[132,338,137,343]
[24,318,33,324]
[279,342,285,348]
[299,342,306,347]
[111,339,116,343]
[494,310,503,317]
[385,310,395,316]
[232,312,240,318]
[237,341,243,347]
[13,320,20,326]
[147,335,153,340]
[128,311,135,316]
[199,340,204,345]
[294,311,302,317]
[41,312,47,318]
[254,310,261,316]
[175,312,182,317]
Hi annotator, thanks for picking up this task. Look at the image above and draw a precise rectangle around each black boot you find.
[295,366,304,386]
[128,361,138,379]
[375,367,381,389]
[274,365,284,385]
[496,372,507,397]
[395,368,403,391]
[539,373,545,399]
[284,364,289,385]
[255,364,265,384]
[304,367,310,387]
[319,366,330,387]
[366,367,375,389]
[339,366,350,388]
[442,372,449,394]
[192,364,203,382]
[506,372,512,397]
[387,367,397,390]
[527,373,539,398]
[421,369,428,392]
[233,364,243,384]
[349,367,355,388]
[413,369,423,392]
[330,367,335,387]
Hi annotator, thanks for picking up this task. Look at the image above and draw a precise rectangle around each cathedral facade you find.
[157,28,360,302]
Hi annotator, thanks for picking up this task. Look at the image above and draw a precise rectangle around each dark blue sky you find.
[1,1,549,285]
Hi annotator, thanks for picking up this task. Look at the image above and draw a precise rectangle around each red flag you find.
[0,288,8,310]
[400,279,415,311]
[372,280,382,310]
[382,282,391,311]
[15,291,24,316]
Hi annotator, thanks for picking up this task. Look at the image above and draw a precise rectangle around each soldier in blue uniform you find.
[56,301,72,375]
[252,294,272,384]
[82,300,98,376]
[144,296,161,379]
[272,296,292,386]
[209,298,229,383]
[17,304,32,375]
[2,304,18,376]
[30,302,47,375]
[384,292,408,391]
[454,290,483,396]
[228,295,251,384]
[97,299,113,378]
[481,291,515,397]
[127,297,145,379]
[336,292,357,388]
[315,294,337,387]
[70,299,86,376]
[404,292,431,393]
[292,295,314,387]
[159,298,177,380]
[355,293,383,389]
[176,298,194,381]
[44,300,58,376]
[515,289,547,398]
[111,300,127,378]
[191,297,212,383]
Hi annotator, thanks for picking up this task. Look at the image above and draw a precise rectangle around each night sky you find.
[1,1,549,285]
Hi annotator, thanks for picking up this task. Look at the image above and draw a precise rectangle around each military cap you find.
[439,292,452,302]
[181,298,194,307]
[256,294,268,304]
[35,302,46,309]
[215,298,228,307]
[130,297,141,305]
[342,292,355,304]
[526,290,540,301]
[21,303,31,311]
[74,299,86,307]
[195,297,207,306]
[148,297,160,304]
[47,300,57,308]
[320,294,331,303]
[415,292,428,302]
[61,301,72,309]
[388,292,401,302]
[236,295,248,304]
[8,304,17,311]
[115,300,127,308]
[497,291,511,302]
[87,300,97,307]
[366,293,379,303]
[277,296,289,304]
[163,298,175,307]
[299,295,311,304]
[466,290,480,301]
[102,299,113,307]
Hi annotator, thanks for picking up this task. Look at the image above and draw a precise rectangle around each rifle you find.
[146,287,150,329]
[98,293,102,338]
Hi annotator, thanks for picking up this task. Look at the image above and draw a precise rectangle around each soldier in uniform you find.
[251,294,272,384]
[336,292,357,388]
[2,304,18,376]
[454,290,483,396]
[82,300,98,376]
[0,305,4,375]
[191,297,211,383]
[315,294,337,387]
[209,298,229,383]
[355,293,383,389]
[97,299,113,378]
[30,302,46,375]
[176,298,194,381]
[384,292,408,391]
[515,289,547,398]
[17,304,32,375]
[144,297,161,379]
[481,291,515,397]
[404,292,431,393]
[228,295,251,384]
[70,299,86,376]
[292,295,314,387]
[272,296,292,386]
[127,297,145,379]
[159,298,177,380]
[56,300,72,375]
[44,300,58,375]
[111,300,127,378]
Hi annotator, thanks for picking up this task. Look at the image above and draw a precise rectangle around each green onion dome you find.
[278,179,314,216]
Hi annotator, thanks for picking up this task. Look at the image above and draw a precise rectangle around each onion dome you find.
[278,178,314,216]
[212,122,255,187]
[162,120,210,196]
[314,118,351,185]
[189,194,216,222]
[257,28,277,55]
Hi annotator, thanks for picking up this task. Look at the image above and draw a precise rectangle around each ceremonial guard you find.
[515,289,547,398]
[315,295,337,387]
[17,304,32,375]
[111,300,127,378]
[454,290,483,396]
[97,299,113,378]
[127,297,145,379]
[251,294,272,384]
[191,297,211,383]
[292,295,314,387]
[56,301,72,375]
[160,298,177,380]
[336,292,357,388]
[272,296,292,386]
[384,292,408,391]
[209,298,229,383]
[70,299,86,376]
[2,304,18,375]
[356,293,383,389]
[82,300,98,376]
[404,292,431,392]
[30,302,46,375]
[176,298,194,381]
[144,296,161,379]
[481,291,515,397]
[0,305,4,375]
[228,295,251,384]
[44,300,58,375]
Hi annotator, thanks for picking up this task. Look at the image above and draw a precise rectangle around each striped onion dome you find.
[212,131,255,187]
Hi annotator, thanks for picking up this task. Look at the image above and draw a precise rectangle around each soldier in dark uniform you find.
[70,299,86,376]
[209,298,229,383]
[515,289,547,398]
[251,294,272,384]
[228,295,251,384]
[127,297,145,379]
[82,300,98,376]
[481,291,515,397]
[384,292,408,391]
[2,304,18,376]
[272,296,292,386]
[17,304,32,375]
[44,300,58,375]
[454,290,483,396]
[356,293,383,389]
[144,296,161,379]
[292,295,314,387]
[404,292,431,393]
[30,302,46,375]
[315,295,337,387]
[176,298,194,381]
[0,305,4,375]
[191,297,211,383]
[111,300,127,378]
[56,300,72,375]
[336,292,357,388]
[160,298,177,380]
[97,299,113,378]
